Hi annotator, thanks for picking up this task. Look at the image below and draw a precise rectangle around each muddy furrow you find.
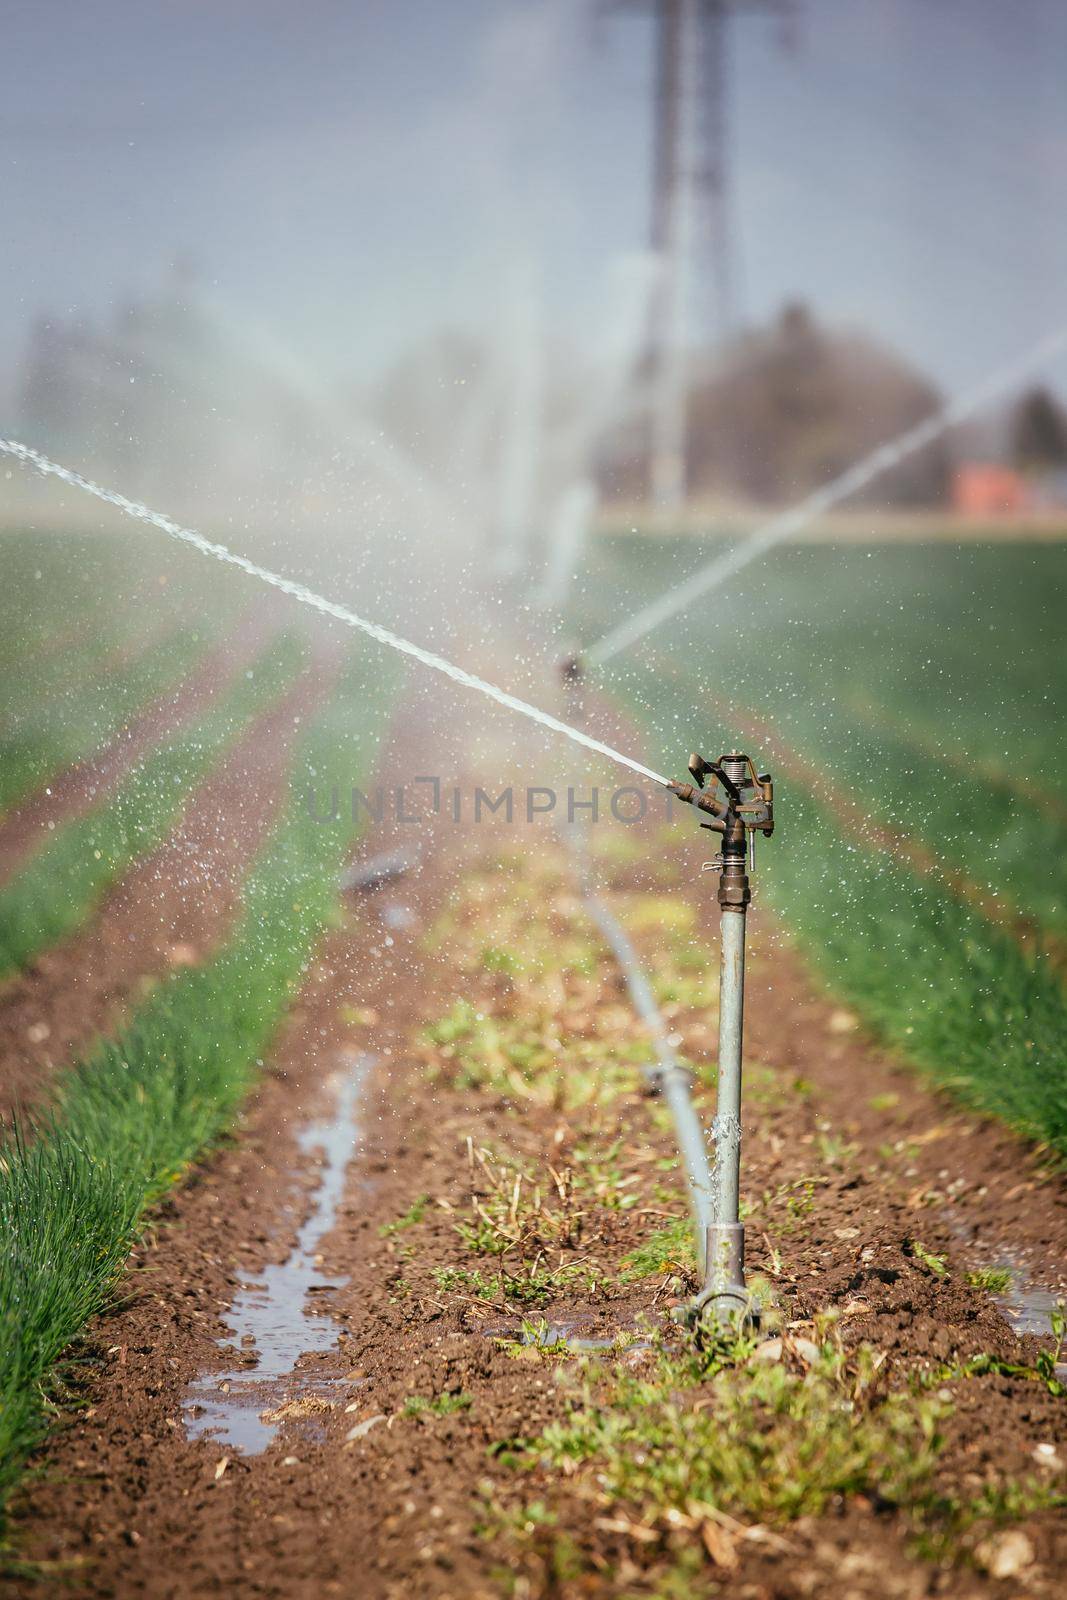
[0,610,274,887]
[0,641,340,1120]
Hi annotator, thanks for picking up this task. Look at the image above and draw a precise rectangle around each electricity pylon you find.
[606,0,797,511]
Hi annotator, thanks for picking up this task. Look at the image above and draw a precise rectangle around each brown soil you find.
[0,635,341,1120]
[2,672,1066,1600]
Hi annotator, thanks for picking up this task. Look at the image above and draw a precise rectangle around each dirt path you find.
[3,668,1066,1599]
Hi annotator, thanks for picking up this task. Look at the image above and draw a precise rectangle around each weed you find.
[378,1194,430,1238]
[938,1351,1065,1398]
[404,1391,472,1417]
[423,1000,643,1110]
[481,944,523,977]
[457,1145,584,1255]
[434,1260,595,1309]
[443,1145,603,1309]
[619,1216,694,1282]
[493,1318,573,1359]
[569,1141,641,1212]
[965,1266,1013,1293]
[913,1477,1066,1565]
[522,1320,947,1530]
[815,1129,859,1168]
[906,1239,949,1277]
[760,1176,821,1233]
[432,1265,494,1297]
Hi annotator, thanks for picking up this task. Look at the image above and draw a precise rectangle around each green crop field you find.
[570,536,1067,1153]
[0,528,396,1523]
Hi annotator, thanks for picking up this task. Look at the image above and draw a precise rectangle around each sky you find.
[2,0,1066,419]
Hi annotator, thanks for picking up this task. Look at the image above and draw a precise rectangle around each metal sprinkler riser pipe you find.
[670,750,774,1328]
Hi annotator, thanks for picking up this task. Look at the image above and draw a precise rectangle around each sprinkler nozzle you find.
[558,653,584,683]
[670,755,773,838]
[667,778,727,822]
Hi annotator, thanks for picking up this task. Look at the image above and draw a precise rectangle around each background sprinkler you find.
[670,753,774,1326]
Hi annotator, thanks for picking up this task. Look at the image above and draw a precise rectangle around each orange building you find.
[952,463,1030,516]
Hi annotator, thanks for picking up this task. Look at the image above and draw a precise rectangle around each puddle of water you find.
[942,1216,1065,1367]
[997,1285,1067,1381]
[992,1259,1066,1375]
[183,1051,372,1453]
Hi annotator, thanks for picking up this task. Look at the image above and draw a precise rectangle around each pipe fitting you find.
[689,1222,757,1329]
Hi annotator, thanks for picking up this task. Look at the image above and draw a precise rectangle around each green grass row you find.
[0,627,214,818]
[615,657,1067,1154]
[568,535,1067,1152]
[0,642,395,1529]
[580,539,1067,942]
[0,634,306,982]
[581,534,1067,781]
[0,530,241,673]
[0,528,246,813]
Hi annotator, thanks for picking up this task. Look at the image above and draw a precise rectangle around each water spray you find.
[586,322,1067,666]
[669,752,774,1324]
[0,438,668,792]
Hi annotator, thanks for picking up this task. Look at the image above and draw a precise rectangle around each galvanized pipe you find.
[699,902,748,1313]
[713,906,745,1225]
[692,751,768,1325]
[555,665,772,1320]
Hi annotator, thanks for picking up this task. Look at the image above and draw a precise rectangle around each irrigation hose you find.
[559,817,714,1268]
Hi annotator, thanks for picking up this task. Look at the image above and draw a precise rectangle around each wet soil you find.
[2,671,1066,1599]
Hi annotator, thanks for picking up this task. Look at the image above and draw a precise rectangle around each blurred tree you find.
[1013,385,1067,473]
[600,301,950,508]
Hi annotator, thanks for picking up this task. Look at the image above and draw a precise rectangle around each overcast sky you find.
[3,0,1066,416]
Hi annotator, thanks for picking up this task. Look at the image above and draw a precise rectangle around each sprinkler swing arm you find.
[668,753,774,1330]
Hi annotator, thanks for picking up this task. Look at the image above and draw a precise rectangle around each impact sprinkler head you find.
[669,750,775,1334]
[558,652,584,684]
